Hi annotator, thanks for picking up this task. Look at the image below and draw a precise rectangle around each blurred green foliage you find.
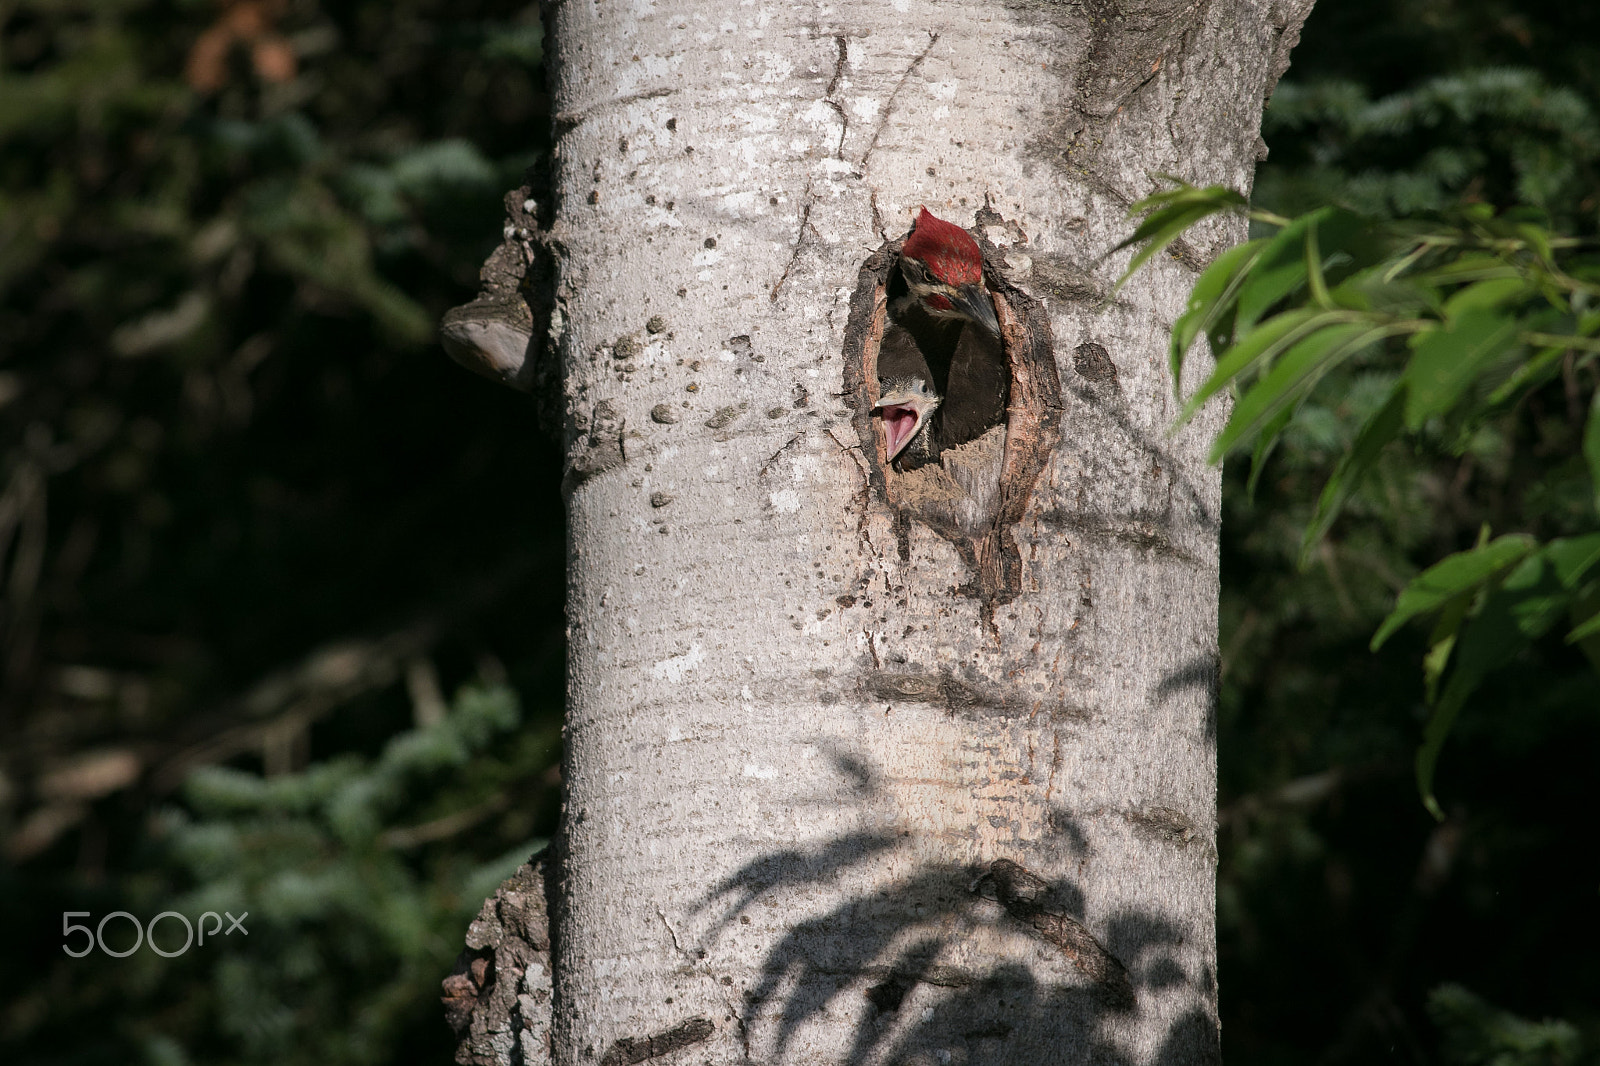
[1204,1,1600,1062]
[151,683,550,1065]
[0,1,561,1063]
[153,683,550,1066]
[1429,984,1586,1066]
[1256,69,1600,224]
[1128,187,1600,817]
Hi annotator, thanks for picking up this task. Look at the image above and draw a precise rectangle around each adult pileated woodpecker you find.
[873,208,1008,470]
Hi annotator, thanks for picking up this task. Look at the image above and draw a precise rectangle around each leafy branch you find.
[1121,179,1600,818]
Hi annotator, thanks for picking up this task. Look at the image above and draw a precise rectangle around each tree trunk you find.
[443,1,1312,1062]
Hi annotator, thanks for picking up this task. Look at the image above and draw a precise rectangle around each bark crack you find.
[769,180,816,303]
[826,99,849,158]
[825,425,879,559]
[859,32,939,168]
[826,34,847,96]
[1036,509,1201,566]
[714,984,754,1063]
[758,434,804,477]
[825,34,850,159]
[825,426,868,489]
[554,87,677,134]
[656,903,688,958]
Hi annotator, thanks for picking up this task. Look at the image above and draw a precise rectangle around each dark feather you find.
[937,322,1008,450]
[878,257,1010,469]
[876,322,933,386]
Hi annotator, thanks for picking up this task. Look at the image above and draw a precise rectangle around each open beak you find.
[956,283,1001,338]
[874,387,937,462]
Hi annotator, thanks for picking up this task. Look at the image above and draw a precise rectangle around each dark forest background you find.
[0,2,1594,1064]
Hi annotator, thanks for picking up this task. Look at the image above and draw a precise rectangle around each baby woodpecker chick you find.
[873,375,942,467]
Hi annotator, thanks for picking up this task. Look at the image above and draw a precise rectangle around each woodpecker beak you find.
[874,382,940,462]
[956,283,1001,338]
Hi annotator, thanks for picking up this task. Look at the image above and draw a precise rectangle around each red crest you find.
[901,208,984,287]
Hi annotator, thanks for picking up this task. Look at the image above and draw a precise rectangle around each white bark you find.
[526,1,1313,1063]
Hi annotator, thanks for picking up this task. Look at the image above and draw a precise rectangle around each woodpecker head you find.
[873,377,942,463]
[897,208,1001,337]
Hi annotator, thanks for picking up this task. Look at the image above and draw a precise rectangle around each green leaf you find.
[1415,546,1579,818]
[1321,264,1383,313]
[1170,238,1266,393]
[1568,610,1600,643]
[1232,212,1322,336]
[1439,276,1529,318]
[1486,343,1568,405]
[1112,201,1235,293]
[1543,534,1600,589]
[1514,221,1559,265]
[1428,983,1583,1065]
[1415,688,1475,820]
[1233,208,1373,337]
[1415,253,1522,287]
[1586,387,1600,513]
[1299,382,1407,566]
[1177,307,1351,428]
[1115,183,1246,250]
[1371,534,1538,650]
[1421,595,1469,705]
[1305,222,1333,309]
[1519,332,1600,354]
[1126,179,1248,218]
[1246,403,1297,501]
[1498,547,1591,638]
[1210,321,1390,460]
[1413,649,1472,822]
[1571,587,1600,674]
[1402,309,1520,427]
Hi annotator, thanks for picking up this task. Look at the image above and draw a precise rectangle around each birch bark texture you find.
[533,1,1311,1063]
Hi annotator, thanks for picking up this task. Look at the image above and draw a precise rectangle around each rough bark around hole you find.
[842,211,1061,609]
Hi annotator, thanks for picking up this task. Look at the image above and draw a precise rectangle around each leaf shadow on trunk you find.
[694,830,1217,1066]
